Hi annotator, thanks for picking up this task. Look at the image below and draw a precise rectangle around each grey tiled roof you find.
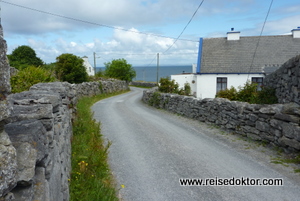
[200,35,300,74]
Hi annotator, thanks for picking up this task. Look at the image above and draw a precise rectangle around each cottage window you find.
[251,77,263,91]
[217,77,227,92]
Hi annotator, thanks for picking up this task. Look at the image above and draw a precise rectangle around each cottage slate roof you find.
[200,35,300,74]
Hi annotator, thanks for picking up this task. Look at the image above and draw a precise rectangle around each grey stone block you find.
[5,120,48,164]
[278,137,300,150]
[0,130,17,197]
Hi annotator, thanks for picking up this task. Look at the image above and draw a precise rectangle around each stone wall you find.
[0,24,13,201]
[264,54,300,104]
[0,25,11,102]
[142,90,300,153]
[129,81,157,88]
[0,81,128,200]
[76,79,129,98]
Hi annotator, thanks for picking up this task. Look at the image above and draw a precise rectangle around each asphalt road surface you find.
[92,87,300,201]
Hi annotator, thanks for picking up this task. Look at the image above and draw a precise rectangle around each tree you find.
[8,45,44,69]
[104,58,136,82]
[55,53,88,84]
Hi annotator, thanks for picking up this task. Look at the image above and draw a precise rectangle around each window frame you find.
[216,77,227,92]
[251,77,264,91]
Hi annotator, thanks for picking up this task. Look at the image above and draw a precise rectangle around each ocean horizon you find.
[97,65,193,82]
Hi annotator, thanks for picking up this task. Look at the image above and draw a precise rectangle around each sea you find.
[97,65,193,82]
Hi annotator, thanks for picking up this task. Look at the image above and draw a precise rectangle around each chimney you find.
[292,27,300,38]
[227,28,240,40]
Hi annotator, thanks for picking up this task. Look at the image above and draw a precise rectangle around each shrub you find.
[236,81,258,103]
[216,81,278,104]
[95,69,105,78]
[10,66,56,93]
[255,86,278,104]
[183,83,191,96]
[158,77,179,93]
[148,91,161,107]
[216,86,238,100]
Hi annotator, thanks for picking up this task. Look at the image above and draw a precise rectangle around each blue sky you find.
[1,0,299,66]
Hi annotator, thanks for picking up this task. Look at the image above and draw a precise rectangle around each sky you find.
[1,0,300,67]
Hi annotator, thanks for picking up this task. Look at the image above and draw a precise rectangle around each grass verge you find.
[270,154,300,173]
[129,85,154,89]
[70,90,129,201]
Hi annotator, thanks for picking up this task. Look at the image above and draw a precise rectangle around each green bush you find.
[236,81,258,103]
[216,81,278,104]
[158,77,179,93]
[95,69,105,78]
[10,66,56,93]
[255,86,278,104]
[158,77,193,96]
[183,83,191,96]
[216,86,238,100]
[148,91,161,107]
[42,62,56,71]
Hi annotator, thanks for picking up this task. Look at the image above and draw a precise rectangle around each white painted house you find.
[82,56,95,76]
[171,27,300,99]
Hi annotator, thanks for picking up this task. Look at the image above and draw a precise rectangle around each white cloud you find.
[2,0,198,35]
[241,15,300,36]
[70,42,77,47]
[2,0,256,36]
[3,0,299,66]
[264,15,300,35]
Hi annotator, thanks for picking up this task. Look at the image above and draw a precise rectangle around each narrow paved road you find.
[92,87,300,201]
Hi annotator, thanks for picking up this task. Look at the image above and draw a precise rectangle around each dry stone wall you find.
[0,81,128,200]
[142,91,300,153]
[0,25,11,101]
[129,81,157,88]
[0,24,14,201]
[264,54,300,104]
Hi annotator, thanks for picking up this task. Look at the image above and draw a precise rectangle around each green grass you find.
[270,154,300,173]
[129,85,153,89]
[294,169,300,173]
[70,90,129,201]
[270,159,289,167]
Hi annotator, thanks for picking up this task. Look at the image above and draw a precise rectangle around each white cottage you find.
[171,27,300,99]
[82,56,95,76]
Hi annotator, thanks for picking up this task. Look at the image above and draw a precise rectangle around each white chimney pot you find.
[292,27,300,38]
[227,28,240,40]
